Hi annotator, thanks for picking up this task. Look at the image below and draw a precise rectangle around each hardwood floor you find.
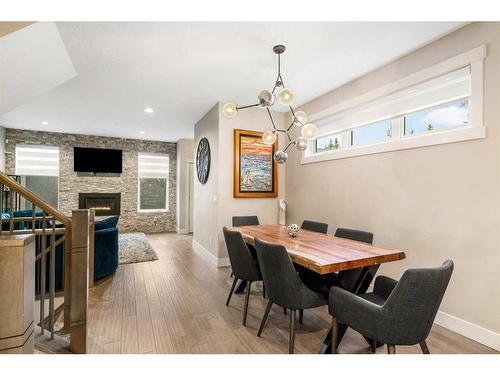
[87,233,497,354]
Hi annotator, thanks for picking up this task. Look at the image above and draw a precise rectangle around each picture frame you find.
[233,129,278,198]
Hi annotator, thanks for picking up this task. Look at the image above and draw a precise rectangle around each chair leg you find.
[289,309,296,354]
[243,281,252,326]
[283,307,287,315]
[331,316,338,354]
[387,344,396,354]
[258,300,273,337]
[419,340,430,354]
[262,282,266,299]
[299,309,304,324]
[371,339,377,353]
[226,277,238,306]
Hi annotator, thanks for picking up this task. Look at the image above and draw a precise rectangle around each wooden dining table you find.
[229,224,406,353]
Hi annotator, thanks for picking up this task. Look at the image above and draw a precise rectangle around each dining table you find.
[228,224,406,354]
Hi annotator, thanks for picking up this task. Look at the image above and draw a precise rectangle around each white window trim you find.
[302,45,486,164]
[137,152,169,213]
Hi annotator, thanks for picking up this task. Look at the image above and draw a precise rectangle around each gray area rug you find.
[119,232,159,265]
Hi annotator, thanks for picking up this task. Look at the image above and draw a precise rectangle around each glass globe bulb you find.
[273,150,288,164]
[294,137,308,151]
[294,111,308,126]
[262,130,277,145]
[222,102,238,118]
[278,88,294,105]
[258,90,275,107]
[301,123,319,141]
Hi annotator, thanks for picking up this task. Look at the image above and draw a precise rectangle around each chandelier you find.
[221,44,318,164]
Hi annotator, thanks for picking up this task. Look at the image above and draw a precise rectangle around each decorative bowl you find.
[287,224,300,237]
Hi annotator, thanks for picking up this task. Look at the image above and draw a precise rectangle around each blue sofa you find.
[2,210,120,286]
[93,215,120,280]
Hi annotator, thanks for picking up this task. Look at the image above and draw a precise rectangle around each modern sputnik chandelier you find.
[221,44,319,164]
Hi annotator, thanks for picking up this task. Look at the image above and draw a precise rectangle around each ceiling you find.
[0,22,466,142]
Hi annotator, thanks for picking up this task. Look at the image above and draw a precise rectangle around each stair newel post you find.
[69,209,90,354]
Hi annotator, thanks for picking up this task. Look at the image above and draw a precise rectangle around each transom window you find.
[303,46,485,164]
[138,153,169,212]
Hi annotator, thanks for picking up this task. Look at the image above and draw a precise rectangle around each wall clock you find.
[196,137,210,184]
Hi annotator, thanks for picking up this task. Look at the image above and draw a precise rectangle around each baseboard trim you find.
[192,239,230,268]
[434,310,500,351]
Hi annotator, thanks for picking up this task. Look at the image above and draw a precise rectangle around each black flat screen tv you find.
[74,147,123,173]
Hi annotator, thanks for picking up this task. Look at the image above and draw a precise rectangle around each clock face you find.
[196,138,210,184]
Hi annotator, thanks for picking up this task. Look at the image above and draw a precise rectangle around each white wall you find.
[176,138,194,233]
[285,22,500,349]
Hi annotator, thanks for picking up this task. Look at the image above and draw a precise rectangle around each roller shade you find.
[15,145,59,176]
[319,66,471,135]
[138,153,169,178]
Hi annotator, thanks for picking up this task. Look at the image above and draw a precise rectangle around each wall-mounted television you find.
[74,147,123,173]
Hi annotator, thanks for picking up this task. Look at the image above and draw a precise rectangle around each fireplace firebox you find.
[78,193,121,216]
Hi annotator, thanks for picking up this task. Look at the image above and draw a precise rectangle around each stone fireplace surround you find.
[5,129,177,233]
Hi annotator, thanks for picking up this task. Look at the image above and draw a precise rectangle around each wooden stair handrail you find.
[0,171,71,226]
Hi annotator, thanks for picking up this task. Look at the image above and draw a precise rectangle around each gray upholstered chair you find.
[255,238,328,354]
[329,260,454,354]
[223,227,263,326]
[301,220,328,234]
[232,215,260,227]
[335,227,373,244]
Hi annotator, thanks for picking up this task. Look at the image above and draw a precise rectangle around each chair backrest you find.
[255,238,320,309]
[301,220,328,234]
[223,227,261,281]
[335,227,373,244]
[335,228,374,291]
[382,260,454,345]
[232,215,260,227]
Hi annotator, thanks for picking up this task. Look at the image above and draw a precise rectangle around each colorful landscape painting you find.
[240,135,273,191]
[234,129,277,198]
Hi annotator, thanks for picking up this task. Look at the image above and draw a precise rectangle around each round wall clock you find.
[196,137,210,184]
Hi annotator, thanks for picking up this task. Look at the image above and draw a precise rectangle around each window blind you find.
[15,145,59,176]
[138,153,169,178]
[319,66,471,135]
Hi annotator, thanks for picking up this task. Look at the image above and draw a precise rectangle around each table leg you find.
[319,264,380,354]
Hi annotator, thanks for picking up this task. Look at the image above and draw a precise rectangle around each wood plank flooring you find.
[87,233,497,354]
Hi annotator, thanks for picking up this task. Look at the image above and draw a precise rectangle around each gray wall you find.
[5,129,177,233]
[0,126,5,172]
[193,104,219,257]
[285,22,500,336]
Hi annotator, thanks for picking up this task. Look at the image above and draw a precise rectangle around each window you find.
[138,153,169,212]
[351,120,392,146]
[304,46,485,163]
[15,145,59,209]
[404,99,469,136]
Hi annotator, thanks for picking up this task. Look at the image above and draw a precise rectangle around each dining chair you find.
[301,220,328,234]
[335,227,373,244]
[255,238,328,354]
[329,260,454,354]
[232,215,260,227]
[223,227,263,326]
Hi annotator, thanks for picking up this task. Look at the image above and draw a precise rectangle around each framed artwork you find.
[233,129,278,198]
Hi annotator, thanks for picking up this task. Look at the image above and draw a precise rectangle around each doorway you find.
[187,161,194,233]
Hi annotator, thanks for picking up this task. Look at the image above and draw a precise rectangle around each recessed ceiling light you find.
[41,121,49,125]
[144,107,154,114]
[139,131,145,135]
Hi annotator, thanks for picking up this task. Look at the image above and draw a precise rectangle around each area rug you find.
[118,232,159,265]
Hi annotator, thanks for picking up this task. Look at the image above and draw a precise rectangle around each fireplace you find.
[79,193,121,216]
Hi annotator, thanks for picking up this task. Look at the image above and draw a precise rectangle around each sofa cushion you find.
[94,215,119,231]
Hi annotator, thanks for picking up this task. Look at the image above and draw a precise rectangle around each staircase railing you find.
[0,170,93,353]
